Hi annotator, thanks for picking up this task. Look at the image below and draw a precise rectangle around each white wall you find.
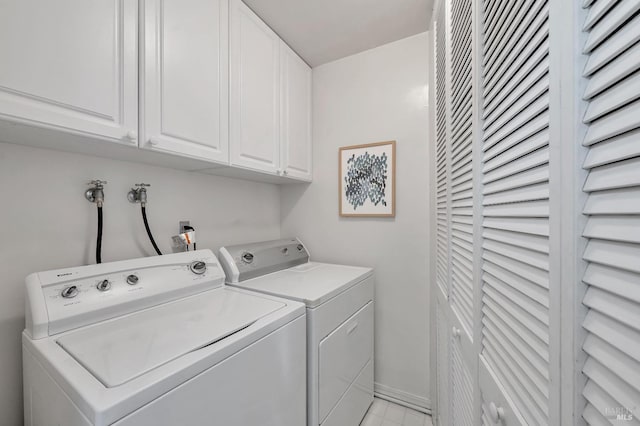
[0,142,281,425]
[281,33,432,408]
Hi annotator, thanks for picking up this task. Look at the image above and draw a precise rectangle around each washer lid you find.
[229,262,373,308]
[56,288,285,388]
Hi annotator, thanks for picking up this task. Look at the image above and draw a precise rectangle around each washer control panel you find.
[25,250,225,339]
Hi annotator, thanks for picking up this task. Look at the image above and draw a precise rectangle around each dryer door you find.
[318,301,373,422]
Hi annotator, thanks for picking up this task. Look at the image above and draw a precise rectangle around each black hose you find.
[142,205,162,255]
[96,205,103,264]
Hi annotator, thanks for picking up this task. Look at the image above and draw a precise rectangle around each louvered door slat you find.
[581,1,640,423]
[482,299,549,365]
[482,317,549,400]
[483,29,548,122]
[482,4,548,98]
[583,128,640,168]
[583,71,640,122]
[479,0,551,424]
[482,304,549,380]
[583,0,617,31]
[483,261,549,309]
[583,13,640,77]
[583,1,640,53]
[484,1,545,85]
[482,115,548,162]
[584,41,640,99]
[483,2,525,64]
[484,157,549,190]
[484,75,549,139]
[451,335,474,426]
[483,132,548,174]
[483,216,549,236]
[482,2,509,58]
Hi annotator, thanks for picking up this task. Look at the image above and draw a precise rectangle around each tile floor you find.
[361,397,433,426]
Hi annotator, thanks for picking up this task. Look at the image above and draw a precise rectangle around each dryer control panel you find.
[25,250,224,339]
[219,238,310,283]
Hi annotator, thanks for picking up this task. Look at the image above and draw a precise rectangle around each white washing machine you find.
[218,238,374,426]
[22,249,306,426]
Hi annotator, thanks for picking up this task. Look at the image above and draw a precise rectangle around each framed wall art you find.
[339,140,396,217]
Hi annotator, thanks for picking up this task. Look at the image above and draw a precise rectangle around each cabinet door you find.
[0,0,137,145]
[229,0,280,174]
[280,42,312,181]
[142,0,228,164]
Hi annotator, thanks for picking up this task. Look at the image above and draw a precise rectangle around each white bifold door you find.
[580,0,640,423]
[431,0,598,424]
[478,0,555,424]
[433,0,476,425]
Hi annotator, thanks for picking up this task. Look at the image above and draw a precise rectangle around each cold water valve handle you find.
[85,180,107,207]
[127,183,151,205]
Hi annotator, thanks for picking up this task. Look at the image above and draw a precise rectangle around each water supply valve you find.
[85,180,107,207]
[127,183,151,205]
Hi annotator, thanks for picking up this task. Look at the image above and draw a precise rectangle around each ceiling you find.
[242,0,433,67]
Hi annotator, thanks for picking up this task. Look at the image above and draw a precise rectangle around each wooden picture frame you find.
[339,140,396,217]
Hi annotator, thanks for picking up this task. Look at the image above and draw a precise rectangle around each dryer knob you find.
[189,261,207,275]
[241,252,254,264]
[126,274,139,285]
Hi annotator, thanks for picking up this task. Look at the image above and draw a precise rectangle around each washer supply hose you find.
[96,205,103,264]
[141,205,163,256]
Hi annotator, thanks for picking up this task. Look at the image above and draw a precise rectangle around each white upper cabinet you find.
[229,0,281,175]
[280,43,312,181]
[142,0,229,164]
[0,0,311,183]
[0,0,138,145]
[229,0,313,181]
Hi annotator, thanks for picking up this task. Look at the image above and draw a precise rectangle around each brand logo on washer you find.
[56,272,73,277]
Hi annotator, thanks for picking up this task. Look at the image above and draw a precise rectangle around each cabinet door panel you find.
[281,43,312,181]
[229,0,280,174]
[143,0,228,163]
[0,0,137,144]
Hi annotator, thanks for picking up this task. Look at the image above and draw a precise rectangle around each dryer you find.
[219,238,374,426]
[22,249,306,426]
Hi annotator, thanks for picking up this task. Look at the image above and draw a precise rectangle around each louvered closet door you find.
[435,1,450,304]
[581,0,640,423]
[448,0,475,424]
[434,3,451,425]
[478,1,552,424]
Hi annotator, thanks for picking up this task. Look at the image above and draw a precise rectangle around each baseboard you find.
[374,382,432,415]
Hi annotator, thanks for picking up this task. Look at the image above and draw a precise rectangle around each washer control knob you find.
[297,244,304,251]
[241,252,254,264]
[96,279,111,292]
[61,285,79,299]
[190,261,207,275]
[126,274,139,285]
